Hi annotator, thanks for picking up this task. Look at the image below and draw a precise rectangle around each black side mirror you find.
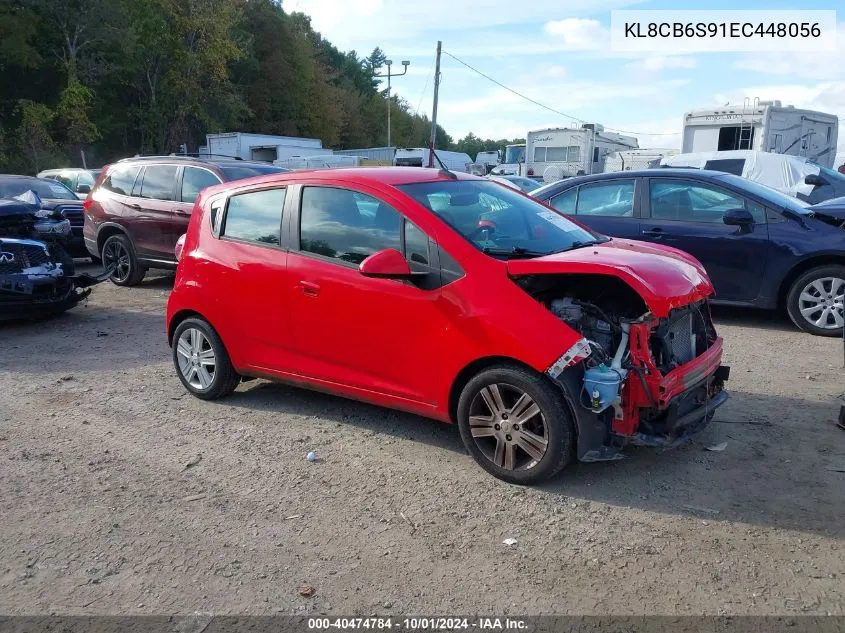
[723,208,755,226]
[804,174,825,186]
[76,184,91,194]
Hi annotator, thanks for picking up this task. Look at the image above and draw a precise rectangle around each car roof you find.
[206,167,483,191]
[534,168,731,191]
[0,174,48,182]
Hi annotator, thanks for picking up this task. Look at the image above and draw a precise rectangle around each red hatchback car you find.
[166,167,729,484]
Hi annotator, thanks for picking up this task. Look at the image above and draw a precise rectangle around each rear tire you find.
[786,265,845,337]
[102,234,146,286]
[172,317,239,400]
[457,364,573,485]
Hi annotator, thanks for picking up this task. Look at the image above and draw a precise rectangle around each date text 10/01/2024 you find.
[307,618,528,631]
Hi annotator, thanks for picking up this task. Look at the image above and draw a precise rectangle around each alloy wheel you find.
[468,383,548,471]
[103,240,131,283]
[798,276,845,330]
[176,327,217,390]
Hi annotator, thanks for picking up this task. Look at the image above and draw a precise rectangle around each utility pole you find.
[428,41,442,168]
[374,58,410,149]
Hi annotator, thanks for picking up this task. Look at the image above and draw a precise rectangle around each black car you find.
[532,169,845,336]
[0,175,89,258]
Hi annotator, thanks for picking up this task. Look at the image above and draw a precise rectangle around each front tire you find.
[786,265,845,337]
[457,364,574,485]
[102,234,146,286]
[172,317,239,400]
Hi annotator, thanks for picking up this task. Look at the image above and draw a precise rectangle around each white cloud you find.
[733,23,845,81]
[627,56,698,72]
[543,18,608,51]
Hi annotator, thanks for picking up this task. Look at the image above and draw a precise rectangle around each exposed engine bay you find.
[516,273,728,454]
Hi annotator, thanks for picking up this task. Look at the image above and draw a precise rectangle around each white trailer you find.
[204,132,324,162]
[524,124,639,182]
[604,148,679,172]
[333,146,396,165]
[475,150,501,173]
[681,99,839,168]
[490,144,525,176]
[274,155,364,170]
[393,148,473,172]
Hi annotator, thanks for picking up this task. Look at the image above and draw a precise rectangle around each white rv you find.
[524,124,639,182]
[604,148,679,173]
[203,132,324,162]
[393,148,473,172]
[490,144,525,176]
[681,100,839,168]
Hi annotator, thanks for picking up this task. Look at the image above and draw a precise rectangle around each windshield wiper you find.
[550,236,610,254]
[482,246,551,259]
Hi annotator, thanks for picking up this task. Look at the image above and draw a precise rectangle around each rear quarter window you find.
[102,165,141,196]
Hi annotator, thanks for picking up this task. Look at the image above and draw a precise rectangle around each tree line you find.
[0,0,524,174]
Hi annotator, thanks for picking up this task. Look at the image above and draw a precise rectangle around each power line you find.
[442,50,680,137]
[414,55,436,117]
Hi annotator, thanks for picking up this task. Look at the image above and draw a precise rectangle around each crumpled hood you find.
[507,238,714,317]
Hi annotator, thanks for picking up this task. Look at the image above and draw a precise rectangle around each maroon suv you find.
[83,156,289,285]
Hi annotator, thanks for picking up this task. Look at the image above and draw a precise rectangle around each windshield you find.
[398,180,599,257]
[0,177,78,200]
[218,164,290,181]
[714,173,811,214]
[504,146,525,164]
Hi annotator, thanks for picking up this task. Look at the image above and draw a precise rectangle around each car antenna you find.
[430,147,457,180]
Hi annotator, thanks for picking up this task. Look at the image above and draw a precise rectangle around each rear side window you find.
[102,165,140,196]
[222,188,286,246]
[181,167,221,204]
[139,165,179,200]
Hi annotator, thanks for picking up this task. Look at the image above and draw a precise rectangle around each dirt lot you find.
[1,263,844,616]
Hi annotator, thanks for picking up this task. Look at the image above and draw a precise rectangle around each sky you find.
[283,0,844,154]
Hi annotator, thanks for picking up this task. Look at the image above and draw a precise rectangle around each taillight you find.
[527,168,534,176]
[83,198,93,211]
[174,233,186,262]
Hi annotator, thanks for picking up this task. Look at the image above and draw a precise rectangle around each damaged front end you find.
[516,272,729,461]
[0,238,109,322]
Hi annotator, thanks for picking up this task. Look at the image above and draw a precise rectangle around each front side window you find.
[102,165,140,196]
[222,188,286,246]
[399,180,598,258]
[649,179,766,223]
[139,165,179,200]
[299,187,401,264]
[576,180,635,217]
[182,167,222,203]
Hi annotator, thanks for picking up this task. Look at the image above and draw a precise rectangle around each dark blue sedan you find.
[531,169,845,336]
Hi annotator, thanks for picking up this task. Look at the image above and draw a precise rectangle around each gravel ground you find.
[1,264,844,616]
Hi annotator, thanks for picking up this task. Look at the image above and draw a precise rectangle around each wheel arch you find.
[167,309,204,345]
[447,355,554,424]
[777,254,845,308]
[96,222,134,254]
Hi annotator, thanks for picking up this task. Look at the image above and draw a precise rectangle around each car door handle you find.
[173,208,189,216]
[641,228,665,239]
[299,281,320,297]
[130,203,142,210]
